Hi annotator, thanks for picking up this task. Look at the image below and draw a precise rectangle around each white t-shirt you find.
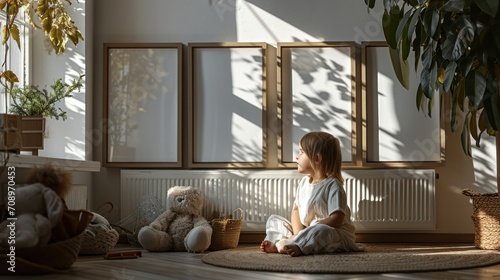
[293,176,356,234]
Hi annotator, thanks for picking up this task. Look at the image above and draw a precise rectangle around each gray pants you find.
[264,214,362,255]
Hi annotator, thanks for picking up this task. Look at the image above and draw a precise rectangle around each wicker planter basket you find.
[208,208,243,251]
[79,202,119,255]
[79,224,119,255]
[0,210,93,274]
[462,189,500,250]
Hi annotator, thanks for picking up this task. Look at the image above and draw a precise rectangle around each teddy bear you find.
[0,165,72,248]
[137,186,212,253]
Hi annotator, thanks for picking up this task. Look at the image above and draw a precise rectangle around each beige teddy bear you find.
[137,186,212,253]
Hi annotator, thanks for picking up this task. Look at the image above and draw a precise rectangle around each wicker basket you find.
[208,208,243,251]
[79,224,119,255]
[462,189,500,250]
[79,202,119,255]
[0,210,92,274]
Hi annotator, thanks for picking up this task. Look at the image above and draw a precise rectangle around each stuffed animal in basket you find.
[0,166,72,248]
[137,186,212,253]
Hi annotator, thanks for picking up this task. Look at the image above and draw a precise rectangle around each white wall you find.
[92,0,497,234]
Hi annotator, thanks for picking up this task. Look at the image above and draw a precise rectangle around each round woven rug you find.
[202,244,500,273]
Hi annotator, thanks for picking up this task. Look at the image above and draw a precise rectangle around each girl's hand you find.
[286,234,297,240]
[319,211,344,228]
[291,204,305,235]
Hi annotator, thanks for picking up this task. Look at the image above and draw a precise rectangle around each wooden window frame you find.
[102,43,183,168]
[277,42,360,168]
[361,41,445,168]
[187,42,269,168]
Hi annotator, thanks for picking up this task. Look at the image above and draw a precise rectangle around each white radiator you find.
[120,169,435,232]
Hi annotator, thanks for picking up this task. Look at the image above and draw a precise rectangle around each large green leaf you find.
[474,0,499,17]
[396,9,413,46]
[442,0,465,12]
[401,19,411,61]
[488,27,500,61]
[365,0,376,9]
[416,84,424,111]
[420,61,438,99]
[443,61,457,92]
[478,109,488,133]
[364,0,500,152]
[483,97,500,131]
[412,22,424,72]
[427,91,435,118]
[461,116,472,156]
[417,87,434,116]
[465,71,486,108]
[388,46,410,89]
[407,8,421,43]
[456,78,466,112]
[482,72,500,131]
[423,7,439,38]
[430,61,438,97]
[422,42,434,69]
[459,56,474,78]
[441,15,475,61]
[486,28,499,58]
[404,0,421,6]
[383,5,402,49]
[451,87,459,132]
[470,110,479,144]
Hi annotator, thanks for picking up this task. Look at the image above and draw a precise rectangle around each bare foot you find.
[284,244,303,257]
[260,240,278,253]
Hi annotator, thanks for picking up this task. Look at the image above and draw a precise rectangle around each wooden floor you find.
[3,243,500,279]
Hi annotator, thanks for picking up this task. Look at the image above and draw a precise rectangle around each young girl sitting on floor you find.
[260,131,364,257]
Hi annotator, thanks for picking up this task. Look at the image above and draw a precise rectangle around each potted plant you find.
[0,0,83,156]
[9,75,84,154]
[364,0,500,249]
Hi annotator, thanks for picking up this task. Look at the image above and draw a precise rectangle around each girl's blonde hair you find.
[299,131,343,184]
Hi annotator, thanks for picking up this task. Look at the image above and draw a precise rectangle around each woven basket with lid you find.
[463,189,500,250]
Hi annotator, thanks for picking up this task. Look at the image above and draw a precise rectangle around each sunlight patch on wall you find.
[287,46,354,162]
[66,97,85,115]
[193,45,264,163]
[235,1,319,43]
[65,137,85,160]
[472,137,497,193]
[377,73,402,161]
[369,46,441,162]
[231,113,262,162]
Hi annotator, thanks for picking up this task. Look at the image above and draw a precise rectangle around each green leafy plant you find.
[0,0,83,102]
[9,74,84,120]
[0,0,83,169]
[364,0,500,191]
[365,0,500,151]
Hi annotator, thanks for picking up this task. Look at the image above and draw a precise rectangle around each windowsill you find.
[1,153,101,172]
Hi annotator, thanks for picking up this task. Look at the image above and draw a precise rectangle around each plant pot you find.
[108,145,136,162]
[462,189,500,250]
[21,115,45,155]
[0,114,22,152]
